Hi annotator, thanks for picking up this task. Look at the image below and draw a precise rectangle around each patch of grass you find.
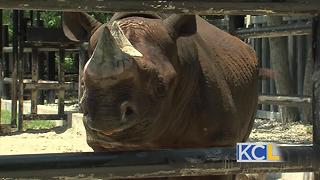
[0,109,56,130]
[23,120,56,130]
[1,109,12,124]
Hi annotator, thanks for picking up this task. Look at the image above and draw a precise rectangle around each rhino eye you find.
[155,83,166,98]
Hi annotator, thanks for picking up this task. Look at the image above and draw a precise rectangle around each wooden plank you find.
[4,77,63,83]
[17,10,24,132]
[0,145,314,178]
[258,95,312,107]
[26,27,72,43]
[11,10,18,128]
[0,0,320,15]
[312,15,320,178]
[261,37,270,111]
[23,114,67,120]
[2,26,10,99]
[58,49,65,116]
[235,23,312,39]
[31,48,38,114]
[24,82,75,90]
[47,52,56,104]
[0,10,2,125]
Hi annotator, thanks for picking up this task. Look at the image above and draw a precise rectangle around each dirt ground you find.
[0,118,312,155]
[0,127,93,155]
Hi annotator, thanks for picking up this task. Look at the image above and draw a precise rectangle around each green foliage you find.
[55,54,77,73]
[2,10,13,41]
[90,12,112,22]
[2,11,113,42]
[64,56,77,73]
[41,11,61,28]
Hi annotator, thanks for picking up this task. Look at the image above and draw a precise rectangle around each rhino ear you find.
[63,12,102,42]
[164,14,197,40]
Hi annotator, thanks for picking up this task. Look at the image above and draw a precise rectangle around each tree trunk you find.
[267,16,300,122]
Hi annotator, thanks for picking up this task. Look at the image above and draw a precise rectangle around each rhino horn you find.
[110,21,143,57]
[164,14,197,40]
[85,24,142,80]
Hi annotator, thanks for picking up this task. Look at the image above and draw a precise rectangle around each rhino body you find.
[63,11,257,164]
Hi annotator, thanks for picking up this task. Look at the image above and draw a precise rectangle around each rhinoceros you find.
[63,12,258,178]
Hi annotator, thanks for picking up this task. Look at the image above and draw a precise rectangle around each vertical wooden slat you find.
[37,52,45,105]
[253,21,262,110]
[312,16,320,180]
[262,35,270,111]
[3,25,9,77]
[29,10,33,27]
[17,10,24,132]
[3,25,9,99]
[0,10,3,125]
[297,35,305,96]
[11,10,18,128]
[31,48,38,114]
[58,49,65,117]
[47,52,55,104]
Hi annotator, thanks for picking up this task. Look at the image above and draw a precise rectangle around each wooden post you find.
[47,52,55,104]
[297,35,305,96]
[262,35,270,111]
[58,49,65,118]
[312,15,320,179]
[3,25,10,100]
[17,10,24,132]
[37,52,45,105]
[31,48,38,114]
[252,18,262,110]
[3,25,9,77]
[11,10,18,128]
[0,10,3,125]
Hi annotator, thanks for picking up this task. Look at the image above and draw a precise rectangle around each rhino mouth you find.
[83,115,139,136]
[83,117,151,151]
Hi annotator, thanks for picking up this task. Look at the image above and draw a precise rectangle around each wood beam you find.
[0,0,320,15]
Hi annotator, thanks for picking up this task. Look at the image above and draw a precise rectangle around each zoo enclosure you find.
[0,0,320,179]
[0,10,85,131]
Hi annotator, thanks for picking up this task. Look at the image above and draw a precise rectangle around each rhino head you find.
[63,13,198,150]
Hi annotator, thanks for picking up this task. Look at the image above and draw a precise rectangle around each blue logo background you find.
[237,144,267,160]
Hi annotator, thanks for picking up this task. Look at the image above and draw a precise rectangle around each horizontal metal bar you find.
[258,95,312,107]
[235,23,312,39]
[0,0,320,15]
[0,145,315,179]
[23,114,67,120]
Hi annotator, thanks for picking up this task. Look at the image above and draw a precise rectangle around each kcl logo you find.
[236,143,282,162]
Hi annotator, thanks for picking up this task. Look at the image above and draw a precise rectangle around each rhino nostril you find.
[120,101,135,123]
[125,107,134,116]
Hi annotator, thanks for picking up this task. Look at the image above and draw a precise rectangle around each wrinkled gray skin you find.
[63,12,258,180]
